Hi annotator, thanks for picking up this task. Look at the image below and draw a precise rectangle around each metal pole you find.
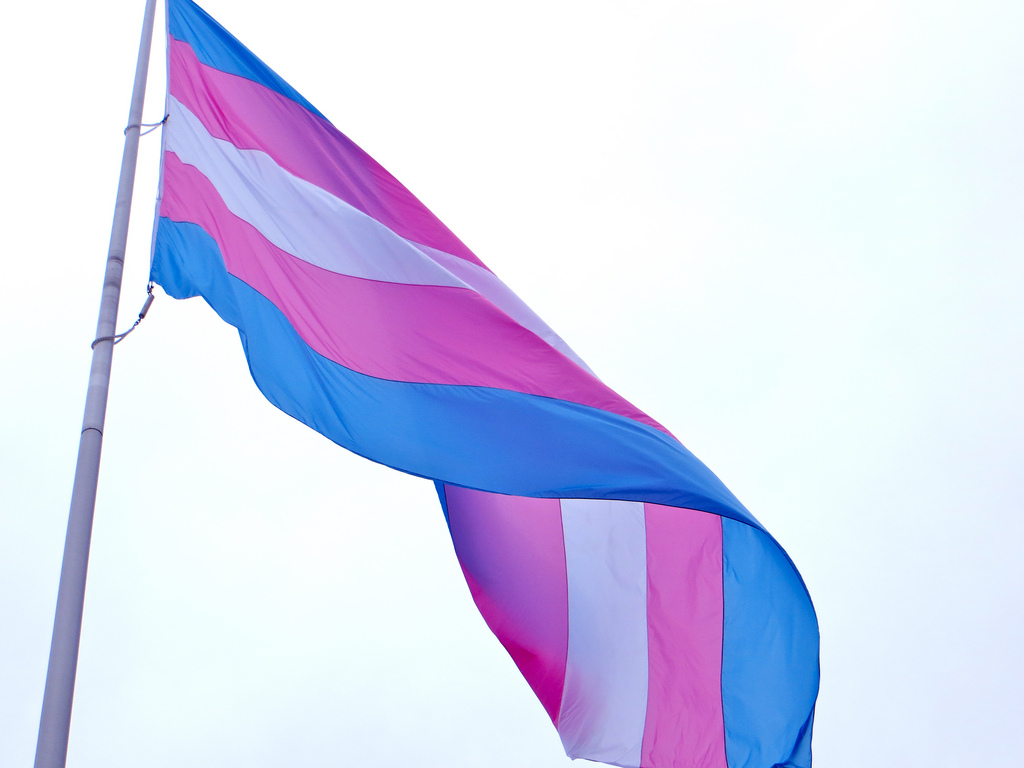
[34,1,159,766]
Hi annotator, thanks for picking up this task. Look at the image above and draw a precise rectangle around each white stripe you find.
[165,96,467,288]
[558,498,648,767]
[166,96,598,374]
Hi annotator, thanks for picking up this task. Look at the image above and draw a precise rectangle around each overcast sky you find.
[2,0,1022,766]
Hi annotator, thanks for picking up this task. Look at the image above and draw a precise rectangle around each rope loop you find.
[91,283,156,349]
[124,114,169,136]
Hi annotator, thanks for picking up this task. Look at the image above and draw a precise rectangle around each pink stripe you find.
[168,35,486,269]
[444,486,568,724]
[160,152,663,429]
[642,505,727,768]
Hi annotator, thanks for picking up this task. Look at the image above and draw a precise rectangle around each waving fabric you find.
[151,2,820,765]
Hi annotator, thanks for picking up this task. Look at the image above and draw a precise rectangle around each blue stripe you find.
[435,481,451,528]
[721,518,819,768]
[166,0,326,119]
[152,217,759,524]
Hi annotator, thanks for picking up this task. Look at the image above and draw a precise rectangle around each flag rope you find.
[124,113,169,135]
[90,283,156,349]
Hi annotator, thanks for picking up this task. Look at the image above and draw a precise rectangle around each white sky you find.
[2,0,1022,766]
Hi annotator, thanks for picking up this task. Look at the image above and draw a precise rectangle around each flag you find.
[151,1,820,766]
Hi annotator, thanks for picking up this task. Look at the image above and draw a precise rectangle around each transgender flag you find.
[151,1,820,766]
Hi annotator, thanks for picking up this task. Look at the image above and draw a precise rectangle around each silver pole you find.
[34,1,159,766]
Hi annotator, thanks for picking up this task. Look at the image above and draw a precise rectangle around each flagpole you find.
[34,1,159,766]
